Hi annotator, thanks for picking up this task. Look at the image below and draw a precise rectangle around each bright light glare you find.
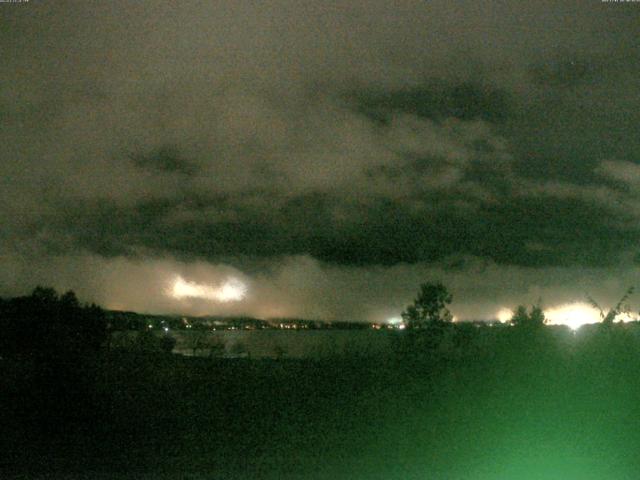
[496,308,513,323]
[386,317,407,329]
[171,276,247,303]
[544,303,600,330]
[217,278,248,302]
[617,311,640,322]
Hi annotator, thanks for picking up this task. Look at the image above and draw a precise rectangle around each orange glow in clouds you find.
[171,276,247,302]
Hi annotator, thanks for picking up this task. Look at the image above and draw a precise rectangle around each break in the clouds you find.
[2,1,640,319]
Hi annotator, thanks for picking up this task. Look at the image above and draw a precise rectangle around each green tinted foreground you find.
[3,325,640,479]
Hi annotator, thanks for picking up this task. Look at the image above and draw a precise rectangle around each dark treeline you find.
[0,287,107,443]
[0,286,107,359]
[2,286,640,479]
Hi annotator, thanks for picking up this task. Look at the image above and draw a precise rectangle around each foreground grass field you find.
[4,325,640,479]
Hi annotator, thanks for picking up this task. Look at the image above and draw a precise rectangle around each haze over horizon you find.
[2,1,640,322]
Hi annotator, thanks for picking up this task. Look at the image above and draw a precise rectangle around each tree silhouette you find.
[60,290,80,309]
[587,286,635,325]
[401,282,453,329]
[509,305,546,330]
[0,287,106,359]
[0,287,108,432]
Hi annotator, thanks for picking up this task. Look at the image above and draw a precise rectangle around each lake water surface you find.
[170,329,397,358]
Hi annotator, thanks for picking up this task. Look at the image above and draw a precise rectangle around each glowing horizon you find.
[493,302,638,330]
[544,302,601,330]
[496,307,514,323]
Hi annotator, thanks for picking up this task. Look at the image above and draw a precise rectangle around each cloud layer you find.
[2,1,640,318]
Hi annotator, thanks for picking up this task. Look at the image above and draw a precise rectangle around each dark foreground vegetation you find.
[3,288,640,479]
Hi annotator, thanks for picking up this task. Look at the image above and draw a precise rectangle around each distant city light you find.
[171,276,247,303]
[543,302,639,330]
[386,316,406,329]
[496,308,513,323]
[496,304,602,329]
[544,303,600,330]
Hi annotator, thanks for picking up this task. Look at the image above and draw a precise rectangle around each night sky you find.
[2,1,640,321]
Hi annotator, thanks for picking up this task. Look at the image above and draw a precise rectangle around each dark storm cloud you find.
[2,0,640,318]
[131,146,199,175]
[352,82,512,125]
